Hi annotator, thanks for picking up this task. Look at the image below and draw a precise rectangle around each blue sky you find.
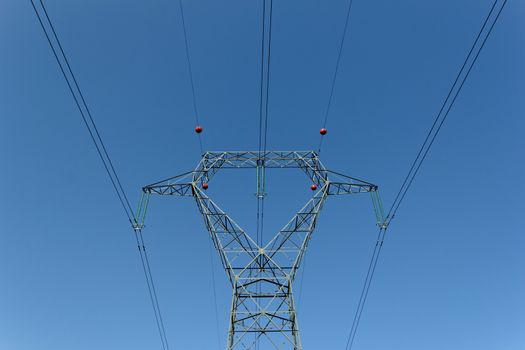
[1,0,524,349]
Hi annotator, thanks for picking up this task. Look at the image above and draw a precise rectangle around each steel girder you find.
[137,151,384,350]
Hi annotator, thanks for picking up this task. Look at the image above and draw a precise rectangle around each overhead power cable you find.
[29,1,170,349]
[256,0,267,255]
[255,1,274,349]
[261,0,273,155]
[344,1,507,349]
[386,0,505,223]
[177,0,204,155]
[318,0,356,153]
[256,0,274,250]
[30,0,134,222]
[136,229,171,350]
[175,3,221,347]
[257,0,274,158]
[297,0,356,323]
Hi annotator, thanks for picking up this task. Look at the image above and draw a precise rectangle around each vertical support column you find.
[227,284,238,350]
[288,284,302,350]
[255,156,266,350]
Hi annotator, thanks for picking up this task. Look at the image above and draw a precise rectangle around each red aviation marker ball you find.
[320,128,328,135]
[311,184,318,191]
[202,183,209,190]
[195,125,203,133]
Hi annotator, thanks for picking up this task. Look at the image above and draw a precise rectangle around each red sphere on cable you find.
[311,184,318,191]
[320,128,328,135]
[195,125,203,134]
[202,183,209,190]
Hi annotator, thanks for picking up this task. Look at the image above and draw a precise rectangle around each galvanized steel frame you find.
[136,151,384,350]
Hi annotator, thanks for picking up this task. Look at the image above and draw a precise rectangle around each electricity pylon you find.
[135,151,384,349]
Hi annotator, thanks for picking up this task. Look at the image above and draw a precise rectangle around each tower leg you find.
[227,285,237,350]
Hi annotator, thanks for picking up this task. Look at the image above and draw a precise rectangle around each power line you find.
[299,2,357,314]
[137,231,171,349]
[260,0,274,249]
[177,0,204,155]
[175,3,221,347]
[344,228,385,350]
[344,1,507,349]
[262,0,274,155]
[387,0,503,222]
[30,0,134,223]
[29,1,170,348]
[318,0,356,153]
[256,0,273,261]
[256,0,274,157]
[257,0,268,159]
[134,231,170,350]
[256,0,267,253]
[255,1,274,349]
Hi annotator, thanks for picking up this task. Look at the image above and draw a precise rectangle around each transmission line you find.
[386,0,504,222]
[29,1,170,348]
[344,1,507,349]
[299,0,357,314]
[174,3,222,347]
[318,0,356,153]
[30,0,134,221]
[135,230,171,350]
[297,0,357,326]
[256,0,274,248]
[262,0,273,155]
[256,0,268,256]
[178,0,204,155]
[255,1,274,349]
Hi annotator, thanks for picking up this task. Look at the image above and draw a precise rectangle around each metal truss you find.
[136,151,384,350]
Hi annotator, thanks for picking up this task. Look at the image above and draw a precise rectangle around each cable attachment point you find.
[378,222,388,230]
[132,221,145,232]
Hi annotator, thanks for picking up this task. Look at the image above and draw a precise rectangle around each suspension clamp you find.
[132,222,145,232]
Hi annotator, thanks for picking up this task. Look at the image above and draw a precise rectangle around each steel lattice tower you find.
[135,151,384,349]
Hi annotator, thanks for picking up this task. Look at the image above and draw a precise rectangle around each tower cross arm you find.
[141,170,212,197]
[326,181,378,195]
[324,170,378,196]
[143,182,195,196]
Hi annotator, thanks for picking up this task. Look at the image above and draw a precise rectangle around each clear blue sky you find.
[1,0,524,349]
